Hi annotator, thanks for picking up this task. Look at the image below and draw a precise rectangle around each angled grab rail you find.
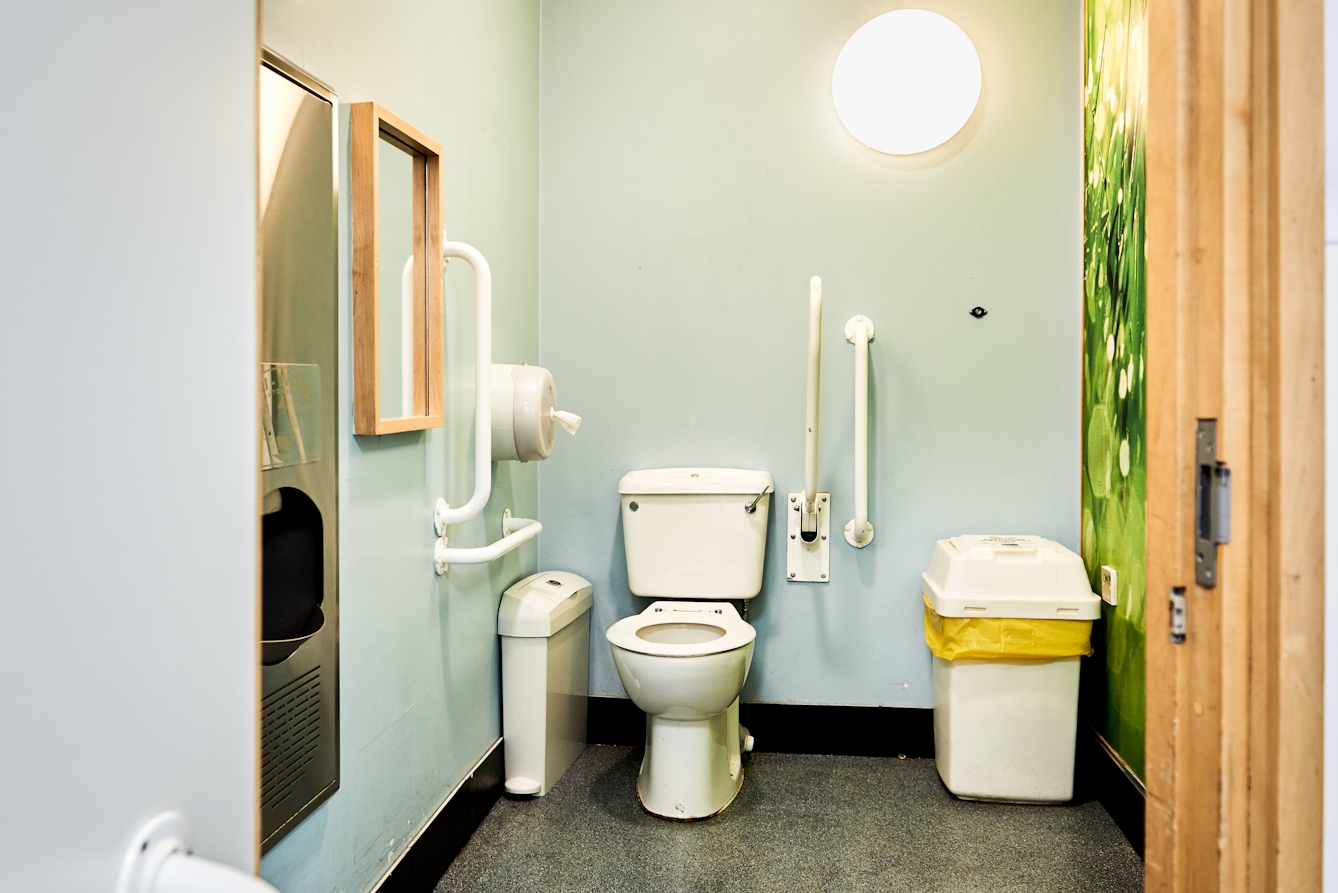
[844,315,875,548]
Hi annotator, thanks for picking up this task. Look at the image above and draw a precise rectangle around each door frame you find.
[1145,0,1324,889]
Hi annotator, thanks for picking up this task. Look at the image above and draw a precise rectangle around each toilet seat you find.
[607,601,755,658]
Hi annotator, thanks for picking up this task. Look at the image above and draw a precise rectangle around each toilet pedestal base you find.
[637,698,745,820]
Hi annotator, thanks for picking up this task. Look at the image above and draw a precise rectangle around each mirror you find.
[351,102,443,434]
[378,137,415,418]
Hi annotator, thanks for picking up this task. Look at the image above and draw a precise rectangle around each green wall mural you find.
[1083,0,1147,778]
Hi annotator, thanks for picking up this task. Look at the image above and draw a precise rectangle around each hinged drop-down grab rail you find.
[800,277,823,541]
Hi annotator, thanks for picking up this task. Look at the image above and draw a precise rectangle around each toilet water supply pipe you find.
[431,241,541,574]
[844,314,875,548]
[800,277,822,538]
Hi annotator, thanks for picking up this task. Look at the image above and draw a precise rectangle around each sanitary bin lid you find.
[498,571,594,637]
[617,467,773,495]
[921,535,1101,620]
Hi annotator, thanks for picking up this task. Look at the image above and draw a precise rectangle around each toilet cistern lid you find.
[618,467,773,496]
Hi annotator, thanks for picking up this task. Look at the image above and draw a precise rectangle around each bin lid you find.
[921,535,1100,620]
[498,571,594,637]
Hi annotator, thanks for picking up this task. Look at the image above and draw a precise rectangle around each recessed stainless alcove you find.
[262,487,326,666]
[259,49,339,853]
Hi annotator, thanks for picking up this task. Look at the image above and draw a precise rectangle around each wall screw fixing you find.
[789,572,796,578]
[790,534,796,539]
[820,574,827,579]
[790,495,796,502]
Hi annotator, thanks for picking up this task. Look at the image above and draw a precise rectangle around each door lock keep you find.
[1195,420,1231,588]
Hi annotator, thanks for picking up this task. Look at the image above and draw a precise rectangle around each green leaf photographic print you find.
[1083,0,1147,778]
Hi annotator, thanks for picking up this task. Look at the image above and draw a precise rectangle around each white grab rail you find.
[119,812,279,893]
[433,241,493,529]
[429,241,542,574]
[844,315,875,548]
[802,277,823,526]
[434,511,541,574]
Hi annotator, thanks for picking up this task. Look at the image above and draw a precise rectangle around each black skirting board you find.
[374,742,504,893]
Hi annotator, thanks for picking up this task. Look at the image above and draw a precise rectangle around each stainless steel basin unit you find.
[258,50,340,854]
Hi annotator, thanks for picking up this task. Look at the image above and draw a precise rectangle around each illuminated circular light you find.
[832,9,982,155]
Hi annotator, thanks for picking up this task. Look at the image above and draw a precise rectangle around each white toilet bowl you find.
[607,601,756,819]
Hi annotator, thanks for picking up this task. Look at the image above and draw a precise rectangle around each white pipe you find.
[803,277,822,515]
[434,515,541,573]
[119,812,280,893]
[434,241,493,528]
[844,315,875,548]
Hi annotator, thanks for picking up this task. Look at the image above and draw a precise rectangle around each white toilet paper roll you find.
[551,409,581,434]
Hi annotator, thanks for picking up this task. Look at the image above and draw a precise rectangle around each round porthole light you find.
[832,9,982,155]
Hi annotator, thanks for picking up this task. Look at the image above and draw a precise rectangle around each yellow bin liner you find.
[923,596,1093,662]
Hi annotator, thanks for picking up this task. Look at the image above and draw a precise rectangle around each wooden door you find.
[1144,0,1324,889]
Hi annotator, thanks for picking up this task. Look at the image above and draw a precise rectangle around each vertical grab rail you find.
[801,277,823,538]
[433,241,493,531]
[844,315,875,547]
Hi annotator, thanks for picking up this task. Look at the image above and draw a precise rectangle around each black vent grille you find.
[261,667,322,812]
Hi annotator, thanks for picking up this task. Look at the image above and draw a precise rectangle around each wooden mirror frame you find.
[350,102,444,435]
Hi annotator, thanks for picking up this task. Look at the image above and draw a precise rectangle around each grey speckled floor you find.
[437,745,1142,893]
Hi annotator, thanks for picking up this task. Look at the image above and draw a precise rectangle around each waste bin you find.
[921,535,1100,803]
[498,571,593,796]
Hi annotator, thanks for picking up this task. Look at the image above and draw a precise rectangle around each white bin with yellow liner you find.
[922,535,1101,803]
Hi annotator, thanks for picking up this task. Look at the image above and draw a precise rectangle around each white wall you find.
[539,0,1082,705]
[0,3,259,889]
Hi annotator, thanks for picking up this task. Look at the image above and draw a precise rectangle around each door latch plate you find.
[1169,586,1187,644]
[1195,419,1231,588]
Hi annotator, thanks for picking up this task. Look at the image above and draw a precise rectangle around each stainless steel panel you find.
[259,51,339,853]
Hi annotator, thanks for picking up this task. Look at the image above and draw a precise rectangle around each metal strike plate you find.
[1169,586,1187,644]
[1195,420,1231,588]
[786,492,830,583]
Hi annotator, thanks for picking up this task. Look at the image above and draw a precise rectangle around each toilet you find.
[606,467,771,820]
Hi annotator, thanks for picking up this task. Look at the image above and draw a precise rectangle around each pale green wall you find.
[259,2,539,891]
[538,0,1083,705]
